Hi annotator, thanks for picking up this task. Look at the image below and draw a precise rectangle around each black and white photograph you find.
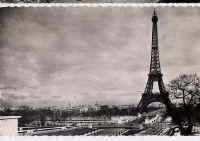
[0,7,200,136]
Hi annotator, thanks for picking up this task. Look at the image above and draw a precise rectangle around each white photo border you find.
[0,3,200,7]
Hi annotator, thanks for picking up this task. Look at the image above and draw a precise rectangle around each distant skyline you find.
[0,7,200,107]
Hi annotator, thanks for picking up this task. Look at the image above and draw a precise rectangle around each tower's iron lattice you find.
[137,10,169,113]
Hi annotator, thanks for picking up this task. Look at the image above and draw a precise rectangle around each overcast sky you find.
[0,7,200,107]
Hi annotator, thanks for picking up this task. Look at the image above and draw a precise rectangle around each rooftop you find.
[0,116,21,120]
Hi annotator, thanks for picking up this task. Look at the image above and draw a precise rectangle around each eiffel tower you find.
[137,10,169,113]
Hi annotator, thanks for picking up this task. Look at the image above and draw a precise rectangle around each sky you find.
[0,7,200,107]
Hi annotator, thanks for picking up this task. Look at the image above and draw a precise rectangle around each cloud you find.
[0,7,200,107]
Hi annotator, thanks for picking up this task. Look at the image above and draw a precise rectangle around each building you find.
[0,116,21,136]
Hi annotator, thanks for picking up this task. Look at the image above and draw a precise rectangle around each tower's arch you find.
[137,93,168,113]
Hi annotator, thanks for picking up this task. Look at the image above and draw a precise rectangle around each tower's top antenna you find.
[152,9,158,23]
[153,9,157,16]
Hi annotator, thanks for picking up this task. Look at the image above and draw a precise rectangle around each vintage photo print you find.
[0,6,200,136]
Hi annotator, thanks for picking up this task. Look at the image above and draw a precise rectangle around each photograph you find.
[0,7,200,136]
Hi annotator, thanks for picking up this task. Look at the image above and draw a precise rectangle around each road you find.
[35,128,96,136]
[31,126,142,136]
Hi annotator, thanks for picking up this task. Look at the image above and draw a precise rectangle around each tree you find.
[167,73,200,135]
[0,99,12,112]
